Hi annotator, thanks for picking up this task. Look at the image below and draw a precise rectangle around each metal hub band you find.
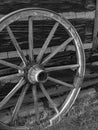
[28,65,47,83]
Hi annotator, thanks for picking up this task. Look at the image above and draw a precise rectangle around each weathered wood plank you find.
[0,43,93,60]
[0,18,94,53]
[0,11,95,20]
[0,0,82,5]
[92,0,98,51]
[0,0,95,15]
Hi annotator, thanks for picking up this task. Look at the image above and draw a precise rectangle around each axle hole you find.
[38,71,47,82]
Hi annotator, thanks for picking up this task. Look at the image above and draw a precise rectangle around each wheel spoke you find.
[0,78,25,110]
[39,83,59,113]
[0,73,23,81]
[48,76,74,88]
[11,83,29,122]
[6,26,27,65]
[28,16,34,61]
[45,64,79,72]
[0,59,23,70]
[32,85,39,123]
[37,22,59,63]
[42,37,73,65]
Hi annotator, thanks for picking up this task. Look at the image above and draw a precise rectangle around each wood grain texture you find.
[0,19,93,53]
[0,0,95,14]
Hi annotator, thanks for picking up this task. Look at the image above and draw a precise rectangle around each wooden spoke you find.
[6,26,27,66]
[48,76,74,88]
[37,22,59,63]
[28,16,34,61]
[11,83,29,122]
[39,83,59,113]
[32,85,39,123]
[0,59,23,70]
[0,73,23,81]
[45,64,79,72]
[0,78,25,110]
[42,37,73,65]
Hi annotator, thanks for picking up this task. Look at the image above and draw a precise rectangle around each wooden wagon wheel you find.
[0,8,85,129]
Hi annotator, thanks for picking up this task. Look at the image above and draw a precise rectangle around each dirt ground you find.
[45,87,98,130]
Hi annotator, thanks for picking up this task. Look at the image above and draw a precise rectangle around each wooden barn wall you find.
[0,0,96,14]
[0,0,95,53]
[0,0,97,97]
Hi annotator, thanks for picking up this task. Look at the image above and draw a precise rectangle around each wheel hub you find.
[28,65,48,83]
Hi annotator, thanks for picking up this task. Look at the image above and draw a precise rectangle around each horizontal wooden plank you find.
[0,0,95,14]
[0,11,95,20]
[0,0,82,5]
[0,18,93,53]
[0,43,92,59]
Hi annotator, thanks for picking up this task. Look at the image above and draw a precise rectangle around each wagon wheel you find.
[0,8,85,130]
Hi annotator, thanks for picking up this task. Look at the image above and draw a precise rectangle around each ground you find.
[44,87,98,130]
